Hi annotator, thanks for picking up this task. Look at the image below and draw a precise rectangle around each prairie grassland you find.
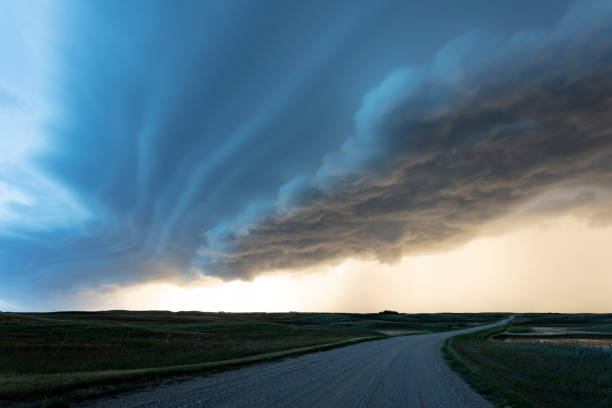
[0,311,506,405]
[445,313,612,408]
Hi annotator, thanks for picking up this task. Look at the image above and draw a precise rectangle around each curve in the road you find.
[80,317,513,408]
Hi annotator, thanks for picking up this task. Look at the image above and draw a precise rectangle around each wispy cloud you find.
[0,86,22,109]
[2,0,606,303]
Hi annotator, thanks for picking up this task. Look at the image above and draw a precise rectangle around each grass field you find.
[0,310,506,406]
[444,313,612,408]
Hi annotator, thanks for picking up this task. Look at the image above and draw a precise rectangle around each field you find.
[0,311,506,406]
[444,313,612,408]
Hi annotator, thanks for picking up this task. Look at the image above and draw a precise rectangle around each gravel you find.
[79,318,512,408]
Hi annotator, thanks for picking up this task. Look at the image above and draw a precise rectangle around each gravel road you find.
[80,317,512,408]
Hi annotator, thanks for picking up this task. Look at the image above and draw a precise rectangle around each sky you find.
[1,0,611,312]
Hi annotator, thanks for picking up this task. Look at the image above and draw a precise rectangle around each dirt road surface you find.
[80,317,512,408]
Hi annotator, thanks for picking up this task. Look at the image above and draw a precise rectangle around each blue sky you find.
[2,0,612,311]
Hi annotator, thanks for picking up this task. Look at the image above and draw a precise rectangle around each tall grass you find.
[0,310,506,405]
[445,318,612,408]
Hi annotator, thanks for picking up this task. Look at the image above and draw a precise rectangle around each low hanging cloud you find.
[3,1,611,300]
[0,0,393,293]
[196,2,612,279]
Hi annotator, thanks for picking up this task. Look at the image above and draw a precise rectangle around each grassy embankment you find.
[0,311,506,406]
[444,313,612,408]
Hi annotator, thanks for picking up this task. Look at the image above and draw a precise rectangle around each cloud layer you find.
[197,2,612,278]
[2,0,609,302]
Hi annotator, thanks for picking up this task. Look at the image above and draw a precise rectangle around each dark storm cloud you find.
[196,2,612,278]
[3,0,376,290]
[0,0,596,299]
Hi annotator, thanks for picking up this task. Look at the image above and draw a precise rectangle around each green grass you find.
[506,325,534,334]
[444,314,612,408]
[0,337,378,402]
[515,313,612,328]
[0,311,506,406]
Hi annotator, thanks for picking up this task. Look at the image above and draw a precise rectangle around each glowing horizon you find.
[6,213,609,313]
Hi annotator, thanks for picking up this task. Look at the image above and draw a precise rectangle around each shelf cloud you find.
[197,2,612,278]
[1,0,611,302]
